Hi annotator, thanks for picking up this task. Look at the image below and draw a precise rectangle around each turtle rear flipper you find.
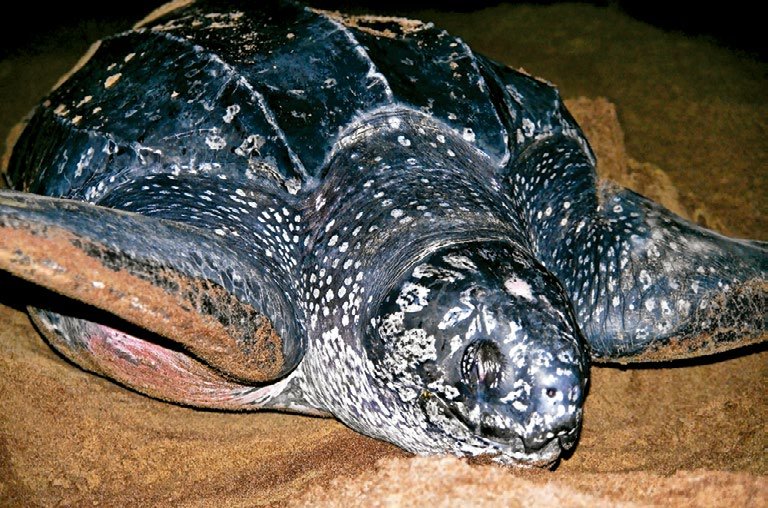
[29,307,316,411]
[0,190,306,393]
[511,136,766,362]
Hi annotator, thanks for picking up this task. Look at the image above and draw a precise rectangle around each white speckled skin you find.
[0,0,764,467]
[292,111,587,465]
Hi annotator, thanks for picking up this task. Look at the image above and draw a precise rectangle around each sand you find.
[0,3,765,506]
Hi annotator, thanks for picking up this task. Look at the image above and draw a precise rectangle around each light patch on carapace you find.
[223,104,241,123]
[311,8,430,39]
[205,134,227,150]
[104,73,122,89]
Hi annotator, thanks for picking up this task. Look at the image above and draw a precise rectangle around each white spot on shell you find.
[104,73,122,89]
[53,104,69,116]
[223,104,241,123]
[74,147,94,178]
[205,135,227,150]
[522,118,535,137]
[76,96,93,108]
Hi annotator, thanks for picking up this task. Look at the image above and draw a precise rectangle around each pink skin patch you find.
[85,324,276,409]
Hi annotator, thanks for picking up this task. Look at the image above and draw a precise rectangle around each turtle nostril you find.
[545,387,557,398]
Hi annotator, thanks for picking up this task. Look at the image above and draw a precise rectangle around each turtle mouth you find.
[446,402,564,467]
[422,392,574,467]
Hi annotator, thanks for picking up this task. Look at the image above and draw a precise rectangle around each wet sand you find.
[0,3,765,506]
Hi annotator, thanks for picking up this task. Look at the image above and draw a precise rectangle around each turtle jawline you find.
[442,398,563,466]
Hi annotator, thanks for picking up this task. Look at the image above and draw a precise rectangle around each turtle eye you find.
[461,339,504,391]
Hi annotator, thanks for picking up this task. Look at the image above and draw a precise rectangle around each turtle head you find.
[368,241,589,466]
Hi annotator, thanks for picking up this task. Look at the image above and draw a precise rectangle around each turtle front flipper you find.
[511,136,766,363]
[0,189,306,398]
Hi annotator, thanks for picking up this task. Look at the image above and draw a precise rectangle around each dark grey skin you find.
[0,0,765,467]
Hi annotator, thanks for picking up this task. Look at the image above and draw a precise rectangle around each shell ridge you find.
[141,27,310,184]
[29,109,118,197]
[450,40,511,169]
[307,6,510,169]
[478,56,596,172]
[321,105,497,181]
[315,13,395,103]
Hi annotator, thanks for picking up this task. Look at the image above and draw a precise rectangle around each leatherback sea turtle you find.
[0,0,765,467]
